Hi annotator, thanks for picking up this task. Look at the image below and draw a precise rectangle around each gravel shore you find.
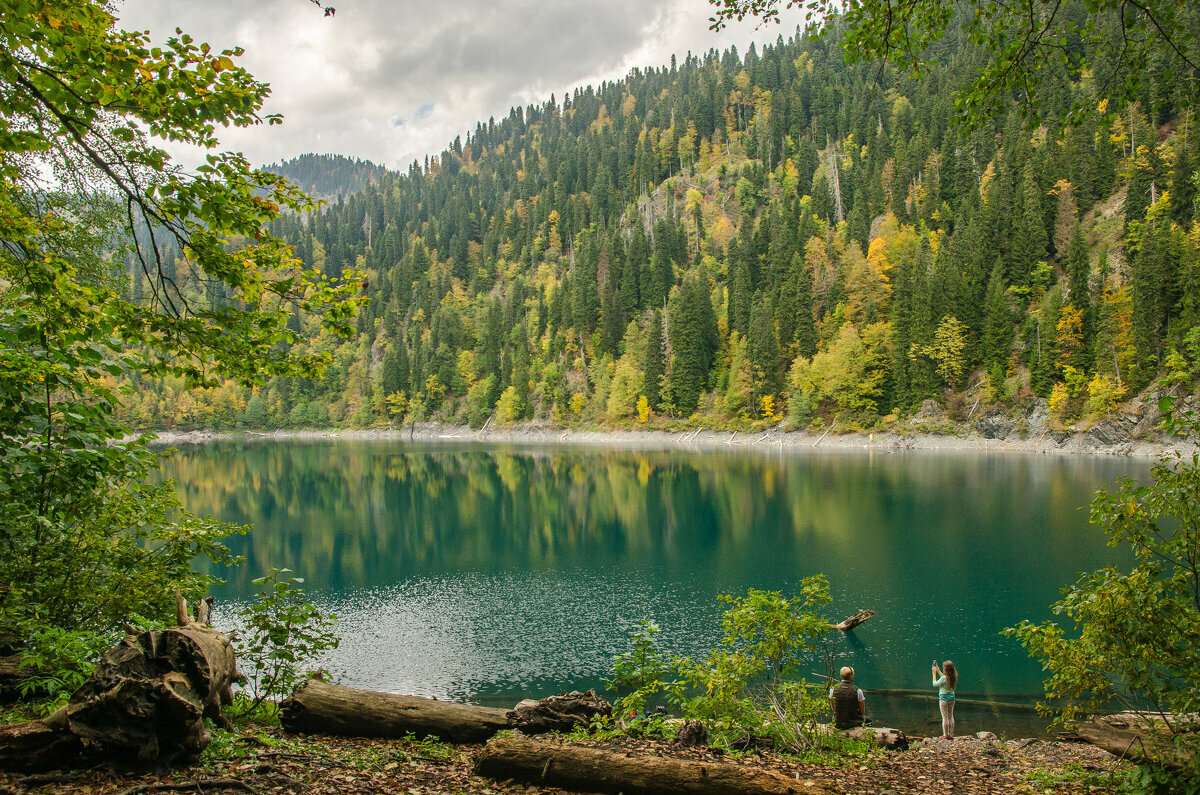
[149,417,1196,459]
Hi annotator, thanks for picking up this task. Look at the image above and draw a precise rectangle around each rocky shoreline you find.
[147,397,1198,459]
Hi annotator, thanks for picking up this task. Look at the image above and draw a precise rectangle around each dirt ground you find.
[0,728,1126,795]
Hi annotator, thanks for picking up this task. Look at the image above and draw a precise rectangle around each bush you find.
[1005,397,1200,785]
[230,568,339,716]
[608,580,851,756]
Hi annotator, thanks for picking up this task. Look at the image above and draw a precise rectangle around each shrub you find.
[231,568,339,716]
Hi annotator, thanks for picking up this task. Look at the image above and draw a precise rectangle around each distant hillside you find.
[264,153,393,200]
[123,11,1200,436]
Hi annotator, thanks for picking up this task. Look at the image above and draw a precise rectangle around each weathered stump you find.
[474,734,841,794]
[511,690,613,734]
[281,679,514,742]
[65,623,239,762]
[674,719,709,747]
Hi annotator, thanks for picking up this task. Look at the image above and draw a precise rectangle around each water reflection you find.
[165,440,1146,734]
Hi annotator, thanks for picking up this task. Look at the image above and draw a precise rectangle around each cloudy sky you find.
[118,0,806,171]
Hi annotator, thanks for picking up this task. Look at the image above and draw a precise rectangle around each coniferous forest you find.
[121,10,1200,434]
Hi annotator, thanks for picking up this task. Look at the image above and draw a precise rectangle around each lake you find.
[162,438,1148,736]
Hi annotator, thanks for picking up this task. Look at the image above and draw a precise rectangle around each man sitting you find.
[829,666,866,729]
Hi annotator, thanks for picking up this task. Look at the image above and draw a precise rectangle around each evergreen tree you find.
[748,292,782,402]
[982,263,1013,382]
[667,273,718,415]
[642,310,666,411]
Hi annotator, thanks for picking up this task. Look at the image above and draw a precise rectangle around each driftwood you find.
[1077,712,1197,768]
[281,678,514,742]
[474,734,840,794]
[511,690,612,734]
[831,609,875,631]
[0,719,85,773]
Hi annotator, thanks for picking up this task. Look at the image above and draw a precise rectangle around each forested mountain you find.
[123,11,1200,433]
[264,153,393,200]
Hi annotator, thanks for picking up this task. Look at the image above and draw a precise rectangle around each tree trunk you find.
[1076,712,1196,768]
[281,679,514,743]
[0,720,84,773]
[474,734,841,795]
[65,624,239,763]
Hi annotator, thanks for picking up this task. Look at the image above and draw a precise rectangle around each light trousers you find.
[939,699,955,737]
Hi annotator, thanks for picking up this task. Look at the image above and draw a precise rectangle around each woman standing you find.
[932,660,957,738]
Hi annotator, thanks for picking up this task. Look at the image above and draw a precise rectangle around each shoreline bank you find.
[145,420,1197,458]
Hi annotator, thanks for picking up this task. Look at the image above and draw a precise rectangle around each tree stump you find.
[474,734,840,794]
[674,719,709,747]
[281,679,514,742]
[511,690,613,734]
[64,623,239,762]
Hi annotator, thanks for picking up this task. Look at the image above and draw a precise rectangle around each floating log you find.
[1077,712,1196,768]
[474,734,840,795]
[830,609,875,631]
[0,719,84,773]
[281,678,514,742]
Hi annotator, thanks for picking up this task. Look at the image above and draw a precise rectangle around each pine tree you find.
[1007,162,1047,287]
[730,257,753,336]
[642,310,666,411]
[748,292,782,402]
[381,347,403,397]
[478,300,504,403]
[792,252,818,359]
[667,273,718,415]
[982,263,1013,379]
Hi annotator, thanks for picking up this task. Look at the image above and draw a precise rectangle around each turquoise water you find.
[163,440,1146,735]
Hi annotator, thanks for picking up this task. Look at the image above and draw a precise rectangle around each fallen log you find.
[0,655,30,702]
[1077,712,1197,768]
[281,678,514,742]
[0,720,84,773]
[830,609,875,631]
[474,734,840,795]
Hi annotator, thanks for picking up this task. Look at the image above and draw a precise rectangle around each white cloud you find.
[117,0,806,170]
